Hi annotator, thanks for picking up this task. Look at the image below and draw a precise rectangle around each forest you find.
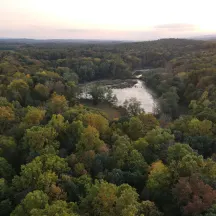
[0,38,216,216]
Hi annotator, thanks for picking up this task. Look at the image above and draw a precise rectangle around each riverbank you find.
[79,79,137,89]
[80,99,124,120]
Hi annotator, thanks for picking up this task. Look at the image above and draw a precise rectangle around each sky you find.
[1,0,216,40]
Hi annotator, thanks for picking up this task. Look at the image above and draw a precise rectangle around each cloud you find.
[0,24,212,41]
[55,23,199,39]
[59,28,94,33]
[154,23,197,32]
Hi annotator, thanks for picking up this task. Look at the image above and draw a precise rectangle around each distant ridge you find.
[0,38,131,44]
[192,34,216,41]
[1,36,215,45]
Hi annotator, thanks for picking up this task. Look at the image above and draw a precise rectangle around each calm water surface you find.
[112,80,156,113]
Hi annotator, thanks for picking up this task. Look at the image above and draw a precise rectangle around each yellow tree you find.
[82,113,109,135]
[24,106,46,125]
[0,106,15,133]
[48,93,68,114]
[147,160,172,202]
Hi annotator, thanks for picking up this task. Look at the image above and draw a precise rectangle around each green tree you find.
[12,154,69,192]
[147,161,172,196]
[66,81,78,101]
[139,201,163,216]
[167,143,195,163]
[170,154,204,177]
[133,138,149,156]
[127,117,144,140]
[187,118,213,136]
[138,113,159,135]
[0,178,12,215]
[11,190,49,216]
[76,126,105,153]
[0,135,16,162]
[201,158,216,187]
[123,97,144,116]
[115,184,139,216]
[159,87,179,118]
[67,120,85,151]
[36,71,61,83]
[35,171,58,192]
[74,163,87,176]
[0,199,12,216]
[185,135,214,157]
[127,149,148,172]
[80,181,139,216]
[34,83,50,100]
[201,204,216,216]
[7,79,29,104]
[62,174,92,202]
[145,127,174,162]
[62,69,79,83]
[48,114,69,134]
[88,84,106,105]
[0,157,14,181]
[30,200,79,216]
[105,88,117,105]
[23,126,59,155]
[112,135,132,169]
[53,81,65,95]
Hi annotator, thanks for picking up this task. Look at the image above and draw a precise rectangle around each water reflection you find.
[112,80,156,113]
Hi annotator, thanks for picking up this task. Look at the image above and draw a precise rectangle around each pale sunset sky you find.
[1,0,216,40]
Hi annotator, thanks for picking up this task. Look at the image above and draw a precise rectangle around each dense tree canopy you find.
[0,38,216,216]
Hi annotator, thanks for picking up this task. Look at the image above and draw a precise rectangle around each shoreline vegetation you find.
[79,78,138,89]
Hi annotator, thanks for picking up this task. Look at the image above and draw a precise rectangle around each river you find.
[79,79,157,113]
[112,80,156,113]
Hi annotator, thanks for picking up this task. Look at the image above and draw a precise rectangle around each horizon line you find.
[0,36,211,42]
